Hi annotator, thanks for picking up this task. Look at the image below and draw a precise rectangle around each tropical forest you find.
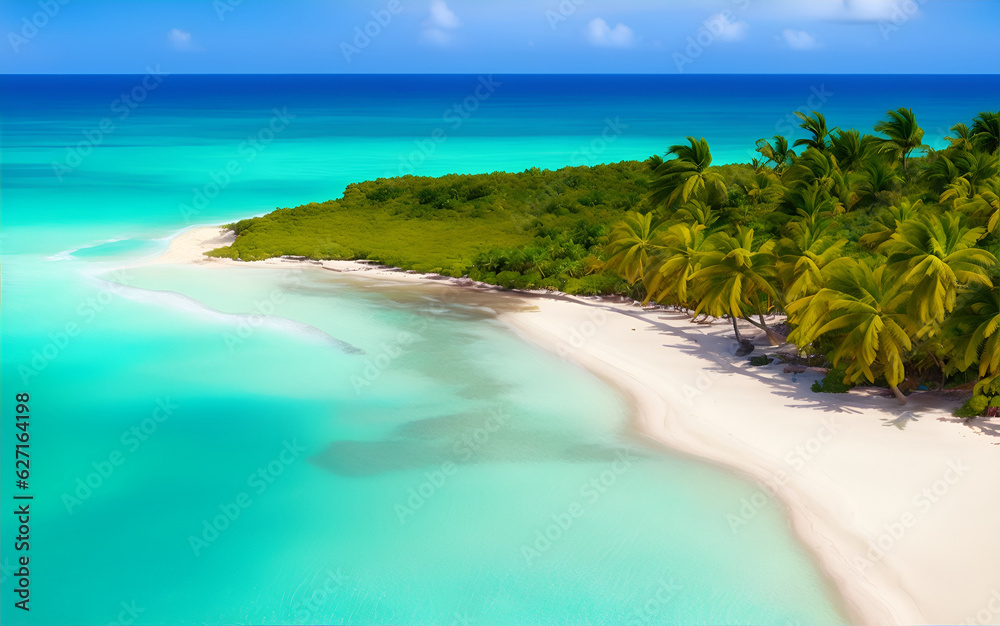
[209,108,999,417]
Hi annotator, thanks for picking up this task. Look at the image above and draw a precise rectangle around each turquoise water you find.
[4,74,997,624]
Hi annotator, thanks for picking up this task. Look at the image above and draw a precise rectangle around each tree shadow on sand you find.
[519,294,895,417]
[612,304,871,416]
[935,414,1000,438]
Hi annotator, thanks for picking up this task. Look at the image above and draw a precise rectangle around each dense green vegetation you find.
[210,109,998,416]
[209,163,650,293]
[606,108,998,415]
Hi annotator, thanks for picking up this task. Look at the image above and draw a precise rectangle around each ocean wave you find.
[92,277,365,355]
[47,238,126,261]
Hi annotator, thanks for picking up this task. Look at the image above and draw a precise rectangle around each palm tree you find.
[860,158,903,203]
[671,199,719,229]
[775,220,848,301]
[649,137,728,210]
[644,222,709,307]
[879,212,998,325]
[873,107,926,177]
[927,154,962,194]
[780,182,840,228]
[744,171,784,205]
[783,147,839,193]
[970,111,999,154]
[755,135,795,172]
[830,168,864,213]
[945,123,975,153]
[604,211,668,287]
[952,150,999,196]
[942,182,999,236]
[690,228,784,345]
[793,111,835,152]
[944,281,999,399]
[787,259,915,403]
[858,198,925,249]
[829,129,876,172]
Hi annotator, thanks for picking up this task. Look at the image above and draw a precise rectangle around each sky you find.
[1,0,998,74]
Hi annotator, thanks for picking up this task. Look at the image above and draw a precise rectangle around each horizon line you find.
[2,71,998,77]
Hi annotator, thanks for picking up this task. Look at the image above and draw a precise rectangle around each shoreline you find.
[147,226,1000,625]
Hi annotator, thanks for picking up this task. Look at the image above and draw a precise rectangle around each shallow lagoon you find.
[7,73,998,624]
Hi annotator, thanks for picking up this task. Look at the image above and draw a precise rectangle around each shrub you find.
[811,369,853,393]
[955,394,999,419]
[494,271,522,289]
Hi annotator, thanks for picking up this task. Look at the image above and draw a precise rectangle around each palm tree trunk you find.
[890,384,907,405]
[759,311,783,346]
[731,316,743,343]
[743,295,784,346]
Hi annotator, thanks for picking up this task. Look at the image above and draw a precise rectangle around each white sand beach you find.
[161,226,1000,625]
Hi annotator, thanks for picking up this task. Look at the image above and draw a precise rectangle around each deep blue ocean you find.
[1,74,997,625]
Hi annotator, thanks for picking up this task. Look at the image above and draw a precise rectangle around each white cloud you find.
[428,0,461,29]
[781,29,819,50]
[167,28,195,51]
[705,12,748,41]
[421,1,460,46]
[769,0,918,23]
[586,18,636,48]
[839,0,907,22]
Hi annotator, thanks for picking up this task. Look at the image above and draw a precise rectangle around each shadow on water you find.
[308,409,654,476]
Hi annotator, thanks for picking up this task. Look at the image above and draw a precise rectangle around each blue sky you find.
[1,0,997,74]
